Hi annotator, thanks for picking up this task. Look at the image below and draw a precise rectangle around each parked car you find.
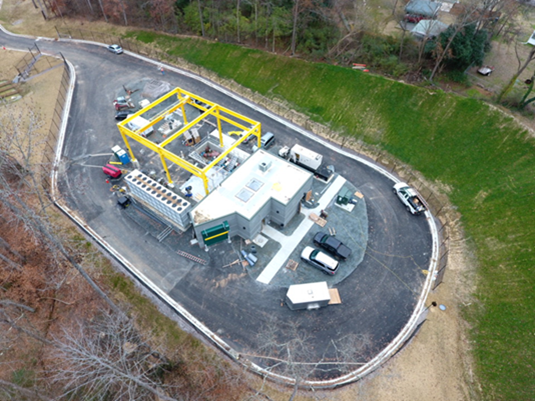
[115,110,131,121]
[393,182,427,215]
[242,134,256,144]
[313,232,352,260]
[404,14,427,23]
[102,164,122,179]
[301,246,339,275]
[252,132,275,151]
[477,66,494,76]
[107,44,123,54]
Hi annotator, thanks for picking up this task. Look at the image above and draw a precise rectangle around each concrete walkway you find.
[256,175,347,284]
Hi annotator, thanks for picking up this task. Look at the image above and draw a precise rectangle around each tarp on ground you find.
[405,0,441,17]
[412,19,449,38]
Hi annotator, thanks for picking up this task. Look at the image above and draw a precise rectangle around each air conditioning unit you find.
[259,161,272,172]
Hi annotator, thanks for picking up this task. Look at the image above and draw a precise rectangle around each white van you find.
[252,132,275,151]
[126,116,154,138]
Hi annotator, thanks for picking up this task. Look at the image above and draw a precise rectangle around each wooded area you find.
[31,0,528,80]
[0,105,249,400]
[33,0,524,81]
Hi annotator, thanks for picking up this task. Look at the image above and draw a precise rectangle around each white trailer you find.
[279,144,323,172]
[285,281,331,311]
[126,116,154,138]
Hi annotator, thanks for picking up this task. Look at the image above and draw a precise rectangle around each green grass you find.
[121,30,535,400]
[100,261,201,350]
[12,368,35,388]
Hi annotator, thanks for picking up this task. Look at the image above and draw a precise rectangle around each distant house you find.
[412,19,449,39]
[405,0,441,19]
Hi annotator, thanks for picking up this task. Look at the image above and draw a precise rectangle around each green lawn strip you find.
[124,30,535,399]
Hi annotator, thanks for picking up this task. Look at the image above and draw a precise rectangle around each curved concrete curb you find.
[6,26,440,388]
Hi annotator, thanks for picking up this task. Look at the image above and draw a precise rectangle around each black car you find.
[115,110,130,121]
[313,232,352,261]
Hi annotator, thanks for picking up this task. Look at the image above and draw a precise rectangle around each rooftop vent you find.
[259,161,272,172]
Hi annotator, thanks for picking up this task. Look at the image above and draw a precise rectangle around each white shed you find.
[411,20,449,39]
[285,282,331,311]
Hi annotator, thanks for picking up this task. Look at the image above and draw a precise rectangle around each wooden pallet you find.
[286,259,299,271]
[308,213,327,227]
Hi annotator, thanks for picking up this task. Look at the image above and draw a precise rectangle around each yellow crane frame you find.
[117,87,261,195]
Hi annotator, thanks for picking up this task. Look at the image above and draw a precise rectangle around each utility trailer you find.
[393,182,427,215]
[126,116,154,138]
[285,281,331,310]
[279,144,333,181]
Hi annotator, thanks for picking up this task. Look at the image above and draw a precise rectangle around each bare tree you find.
[332,333,372,373]
[237,0,242,42]
[252,317,325,401]
[97,0,108,23]
[52,309,176,401]
[197,0,205,36]
[290,0,301,55]
[497,44,535,103]
[0,106,123,316]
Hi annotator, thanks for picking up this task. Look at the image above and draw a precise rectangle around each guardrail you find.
[41,59,71,193]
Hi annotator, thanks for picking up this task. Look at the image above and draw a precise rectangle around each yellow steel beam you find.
[118,122,205,178]
[181,105,188,125]
[178,86,259,125]
[158,149,173,184]
[163,150,204,177]
[216,107,223,147]
[119,88,193,134]
[160,106,217,147]
[116,86,262,196]
[118,125,137,162]
[120,88,180,126]
[202,122,261,173]
[202,175,209,195]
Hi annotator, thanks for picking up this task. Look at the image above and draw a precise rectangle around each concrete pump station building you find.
[117,87,315,248]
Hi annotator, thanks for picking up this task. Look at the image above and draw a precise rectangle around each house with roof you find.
[412,19,449,39]
[405,0,441,19]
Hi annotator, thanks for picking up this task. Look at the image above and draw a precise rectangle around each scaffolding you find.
[117,87,261,195]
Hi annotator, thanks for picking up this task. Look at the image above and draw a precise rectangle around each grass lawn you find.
[123,31,535,400]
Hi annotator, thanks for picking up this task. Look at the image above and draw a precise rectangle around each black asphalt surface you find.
[1,31,434,381]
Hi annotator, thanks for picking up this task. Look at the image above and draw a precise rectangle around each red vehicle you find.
[113,99,134,111]
[404,14,427,23]
[102,164,122,178]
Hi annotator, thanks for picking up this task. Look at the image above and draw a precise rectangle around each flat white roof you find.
[191,149,312,225]
[286,281,331,304]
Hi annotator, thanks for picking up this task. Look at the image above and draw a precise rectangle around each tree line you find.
[36,0,532,81]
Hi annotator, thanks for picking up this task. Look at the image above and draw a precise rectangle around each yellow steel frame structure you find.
[117,87,261,195]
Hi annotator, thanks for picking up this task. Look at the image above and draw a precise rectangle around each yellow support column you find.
[158,150,173,184]
[216,107,223,146]
[119,127,137,162]
[181,105,188,125]
[202,174,210,195]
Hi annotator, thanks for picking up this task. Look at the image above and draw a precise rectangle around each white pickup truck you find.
[393,182,427,215]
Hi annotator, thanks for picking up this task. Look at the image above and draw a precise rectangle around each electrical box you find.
[336,187,352,206]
